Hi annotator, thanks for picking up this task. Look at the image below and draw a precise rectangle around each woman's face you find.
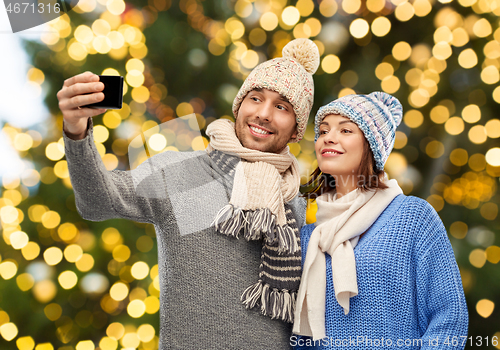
[315,114,365,179]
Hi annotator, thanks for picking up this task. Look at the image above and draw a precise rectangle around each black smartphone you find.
[83,75,124,109]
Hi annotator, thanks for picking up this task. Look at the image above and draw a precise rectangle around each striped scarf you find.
[206,119,302,323]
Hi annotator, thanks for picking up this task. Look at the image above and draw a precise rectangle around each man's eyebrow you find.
[278,95,291,104]
[250,88,291,104]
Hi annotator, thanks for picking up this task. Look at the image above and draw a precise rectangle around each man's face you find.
[235,88,297,154]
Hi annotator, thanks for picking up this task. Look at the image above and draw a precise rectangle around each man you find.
[57,38,319,349]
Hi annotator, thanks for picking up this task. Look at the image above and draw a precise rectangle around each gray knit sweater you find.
[63,118,307,350]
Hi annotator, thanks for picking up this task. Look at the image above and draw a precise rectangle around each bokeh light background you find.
[1,0,500,348]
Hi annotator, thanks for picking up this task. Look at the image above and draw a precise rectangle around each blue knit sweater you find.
[292,194,468,349]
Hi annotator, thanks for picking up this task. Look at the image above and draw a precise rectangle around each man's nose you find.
[256,101,274,122]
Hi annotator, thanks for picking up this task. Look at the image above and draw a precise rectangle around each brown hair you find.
[301,138,388,199]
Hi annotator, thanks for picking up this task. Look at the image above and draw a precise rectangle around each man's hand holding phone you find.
[57,71,123,140]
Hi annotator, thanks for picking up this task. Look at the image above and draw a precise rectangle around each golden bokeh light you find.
[461,104,481,123]
[75,340,95,350]
[481,66,499,84]
[473,18,492,37]
[450,148,468,166]
[426,140,445,158]
[112,245,131,262]
[260,12,279,31]
[16,336,35,350]
[376,62,394,80]
[476,299,495,318]
[450,221,468,239]
[319,0,338,16]
[342,0,361,13]
[107,322,125,340]
[127,299,146,318]
[367,0,386,12]
[458,48,478,68]
[485,147,500,166]
[371,16,391,37]
[444,117,464,135]
[110,282,129,301]
[393,41,412,61]
[430,105,450,124]
[75,253,95,272]
[403,110,424,128]
[381,75,400,93]
[21,242,40,261]
[32,280,57,303]
[16,273,35,291]
[349,18,370,39]
[395,2,415,22]
[0,322,18,341]
[64,244,84,263]
[485,119,500,138]
[131,261,149,280]
[469,248,487,268]
[468,125,487,144]
[57,271,78,289]
[322,55,341,74]
[281,6,301,26]
[414,0,432,16]
[10,231,29,250]
[44,247,63,266]
[0,261,18,280]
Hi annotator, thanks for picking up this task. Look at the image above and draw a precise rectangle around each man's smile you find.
[248,123,273,138]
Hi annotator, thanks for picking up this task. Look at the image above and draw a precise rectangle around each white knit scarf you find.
[293,179,403,340]
[205,118,302,322]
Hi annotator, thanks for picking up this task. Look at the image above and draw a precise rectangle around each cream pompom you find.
[282,38,320,75]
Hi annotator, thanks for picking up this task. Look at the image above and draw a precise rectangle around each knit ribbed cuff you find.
[62,117,95,158]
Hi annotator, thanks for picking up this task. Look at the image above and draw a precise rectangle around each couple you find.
[57,38,467,349]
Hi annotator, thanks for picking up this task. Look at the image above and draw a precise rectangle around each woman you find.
[292,92,468,349]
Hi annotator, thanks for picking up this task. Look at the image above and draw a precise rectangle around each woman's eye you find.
[341,129,352,133]
[320,130,328,135]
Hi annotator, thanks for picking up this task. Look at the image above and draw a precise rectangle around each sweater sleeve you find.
[63,117,160,224]
[415,202,468,350]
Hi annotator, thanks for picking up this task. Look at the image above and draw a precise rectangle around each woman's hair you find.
[301,137,388,199]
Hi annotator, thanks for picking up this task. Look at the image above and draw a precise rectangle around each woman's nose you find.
[324,132,338,144]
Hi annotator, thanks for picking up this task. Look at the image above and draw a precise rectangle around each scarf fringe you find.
[241,280,296,323]
[212,204,244,238]
[212,205,298,254]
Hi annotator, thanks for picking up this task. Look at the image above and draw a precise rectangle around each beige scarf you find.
[206,118,302,322]
[293,179,403,339]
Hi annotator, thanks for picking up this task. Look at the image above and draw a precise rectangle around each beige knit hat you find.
[232,38,320,143]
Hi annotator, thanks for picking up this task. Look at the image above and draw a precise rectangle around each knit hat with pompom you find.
[232,38,320,143]
[314,92,403,171]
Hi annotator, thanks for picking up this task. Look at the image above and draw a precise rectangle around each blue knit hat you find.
[314,92,403,171]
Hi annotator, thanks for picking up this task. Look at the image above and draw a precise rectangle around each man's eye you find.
[277,105,288,111]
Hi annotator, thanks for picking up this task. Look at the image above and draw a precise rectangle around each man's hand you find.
[57,71,107,140]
